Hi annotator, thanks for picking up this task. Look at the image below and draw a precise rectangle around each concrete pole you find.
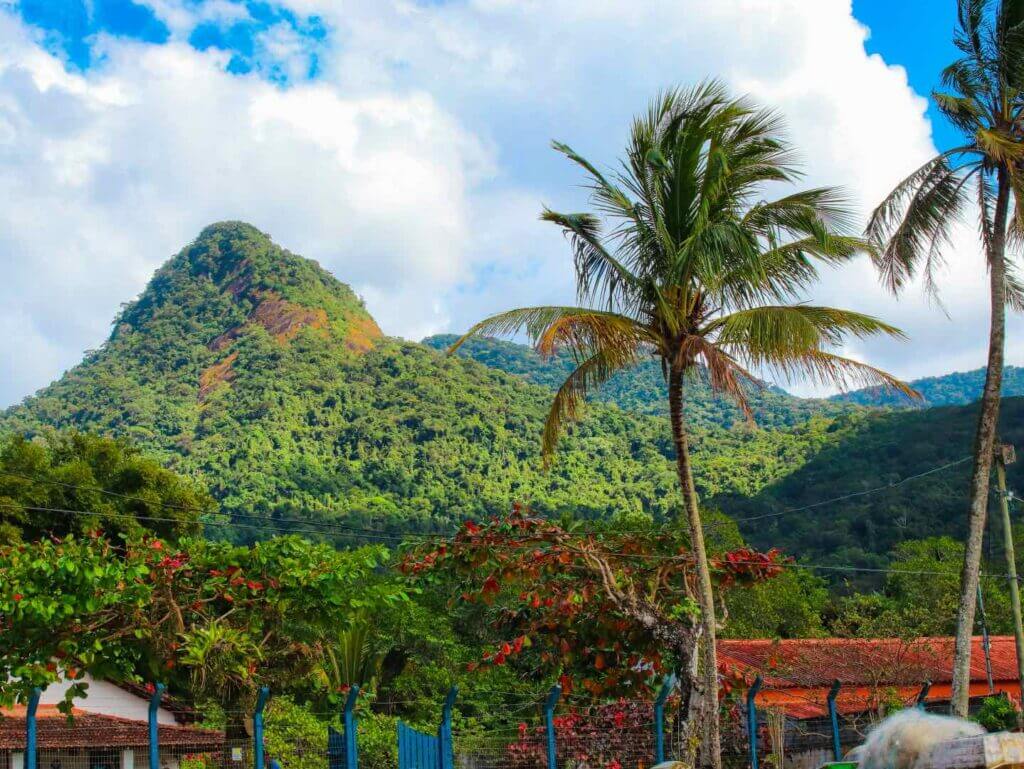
[995,444,1024,702]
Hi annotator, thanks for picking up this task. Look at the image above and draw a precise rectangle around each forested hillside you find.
[0,222,734,540]
[719,398,1024,587]
[4,222,1021,572]
[831,365,1024,408]
[423,334,855,429]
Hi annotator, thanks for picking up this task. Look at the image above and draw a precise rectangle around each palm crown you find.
[868,0,1024,298]
[455,81,911,456]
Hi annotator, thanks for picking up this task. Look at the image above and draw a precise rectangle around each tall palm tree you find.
[454,82,910,766]
[866,0,1024,717]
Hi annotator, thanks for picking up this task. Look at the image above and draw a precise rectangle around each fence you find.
[6,675,981,769]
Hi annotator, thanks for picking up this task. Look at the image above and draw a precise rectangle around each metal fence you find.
[6,675,975,769]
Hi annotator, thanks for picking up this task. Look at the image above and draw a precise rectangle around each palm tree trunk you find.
[951,167,1010,717]
[668,367,721,769]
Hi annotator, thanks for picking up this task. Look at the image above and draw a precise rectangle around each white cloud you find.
[0,0,1015,407]
[0,12,489,405]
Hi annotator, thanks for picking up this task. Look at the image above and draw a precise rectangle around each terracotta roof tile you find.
[717,636,1016,688]
[0,709,221,751]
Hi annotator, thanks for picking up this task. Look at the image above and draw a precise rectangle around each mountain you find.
[830,365,1024,408]
[721,397,1024,589]
[5,222,1021,576]
[1,222,699,540]
[422,334,857,430]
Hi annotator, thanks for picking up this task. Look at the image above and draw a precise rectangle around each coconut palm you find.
[866,0,1024,716]
[453,82,910,766]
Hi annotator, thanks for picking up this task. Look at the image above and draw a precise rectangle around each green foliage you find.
[973,695,1021,732]
[829,537,1012,638]
[423,334,855,431]
[264,697,328,769]
[721,569,829,639]
[0,431,209,544]
[831,366,1024,409]
[720,401,1024,587]
[0,531,407,711]
[0,534,155,709]
[356,712,400,769]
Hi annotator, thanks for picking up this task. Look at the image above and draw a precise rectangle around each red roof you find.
[717,636,1018,688]
[0,707,222,750]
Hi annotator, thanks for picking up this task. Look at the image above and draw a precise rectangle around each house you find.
[717,637,1022,769]
[0,674,223,769]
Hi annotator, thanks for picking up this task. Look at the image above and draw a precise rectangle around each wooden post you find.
[995,443,1024,702]
[25,688,41,769]
[748,676,762,769]
[654,674,676,764]
[544,686,561,769]
[826,679,841,761]
[253,686,270,769]
[148,683,164,769]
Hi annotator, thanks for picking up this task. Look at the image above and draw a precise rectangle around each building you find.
[717,636,1022,769]
[0,674,222,769]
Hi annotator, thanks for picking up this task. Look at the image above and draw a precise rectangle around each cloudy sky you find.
[0,0,1014,405]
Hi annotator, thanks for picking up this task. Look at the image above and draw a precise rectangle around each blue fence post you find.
[253,686,270,769]
[747,676,763,769]
[654,674,676,764]
[25,687,41,769]
[544,685,561,769]
[826,679,841,761]
[438,686,457,769]
[916,681,931,710]
[344,686,359,769]
[148,683,165,769]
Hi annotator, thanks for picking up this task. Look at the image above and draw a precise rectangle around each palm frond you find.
[448,306,648,361]
[762,350,919,399]
[866,151,977,295]
[709,305,906,353]
[540,208,642,310]
[542,346,642,459]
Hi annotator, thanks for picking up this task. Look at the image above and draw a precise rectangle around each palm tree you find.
[866,0,1024,717]
[454,82,910,766]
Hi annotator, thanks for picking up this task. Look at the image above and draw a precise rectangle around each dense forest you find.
[3,222,1022,575]
[422,334,856,430]
[830,365,1024,408]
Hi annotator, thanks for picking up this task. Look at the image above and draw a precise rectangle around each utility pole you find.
[995,442,1024,702]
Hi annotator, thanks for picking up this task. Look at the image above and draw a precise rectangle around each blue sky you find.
[0,0,1016,405]
[17,0,963,144]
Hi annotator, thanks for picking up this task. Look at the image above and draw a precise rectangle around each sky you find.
[0,0,1016,406]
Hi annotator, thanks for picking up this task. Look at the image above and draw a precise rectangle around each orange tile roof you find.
[0,708,222,750]
[718,636,1018,689]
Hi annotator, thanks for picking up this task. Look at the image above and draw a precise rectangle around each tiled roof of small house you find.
[717,636,1016,689]
[0,706,222,750]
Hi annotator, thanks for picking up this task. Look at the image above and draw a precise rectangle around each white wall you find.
[36,674,177,725]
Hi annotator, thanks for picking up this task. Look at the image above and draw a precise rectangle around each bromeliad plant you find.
[453,81,910,764]
[402,507,786,767]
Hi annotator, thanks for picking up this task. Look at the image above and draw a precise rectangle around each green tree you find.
[0,432,208,544]
[866,0,1024,715]
[831,537,1011,639]
[404,509,787,767]
[454,82,908,763]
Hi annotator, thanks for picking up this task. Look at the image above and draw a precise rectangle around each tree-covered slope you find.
[717,397,1024,587]
[1,223,704,540]
[830,365,1024,408]
[422,334,856,430]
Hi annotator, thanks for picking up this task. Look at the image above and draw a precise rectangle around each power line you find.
[0,501,1003,580]
[723,455,973,527]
